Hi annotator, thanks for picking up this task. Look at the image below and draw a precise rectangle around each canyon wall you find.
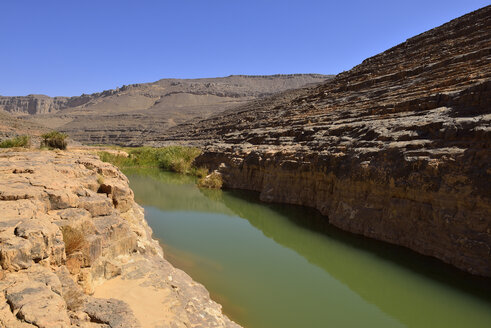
[0,149,239,328]
[182,6,491,276]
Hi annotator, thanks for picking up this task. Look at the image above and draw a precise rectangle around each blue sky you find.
[0,0,488,96]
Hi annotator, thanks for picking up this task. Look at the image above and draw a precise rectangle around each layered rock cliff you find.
[166,6,491,276]
[0,149,239,328]
[1,74,331,146]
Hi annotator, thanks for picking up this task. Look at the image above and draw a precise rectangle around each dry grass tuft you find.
[197,172,223,189]
[61,226,87,256]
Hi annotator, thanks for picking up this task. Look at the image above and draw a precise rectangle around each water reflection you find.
[125,168,491,328]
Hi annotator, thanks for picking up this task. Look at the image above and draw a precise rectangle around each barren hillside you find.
[0,74,331,145]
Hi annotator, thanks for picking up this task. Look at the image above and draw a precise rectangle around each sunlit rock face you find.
[173,6,491,276]
[0,150,240,328]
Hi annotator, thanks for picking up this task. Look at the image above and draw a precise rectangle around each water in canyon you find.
[124,168,491,328]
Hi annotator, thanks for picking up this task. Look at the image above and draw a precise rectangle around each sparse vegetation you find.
[156,146,201,174]
[99,146,213,189]
[197,172,223,189]
[41,131,68,150]
[0,135,30,148]
[60,226,87,256]
[98,151,134,167]
[98,146,202,175]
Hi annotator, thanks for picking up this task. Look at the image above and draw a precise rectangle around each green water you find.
[124,168,491,328]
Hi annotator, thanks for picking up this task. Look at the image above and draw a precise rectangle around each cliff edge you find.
[167,6,491,276]
[0,149,239,328]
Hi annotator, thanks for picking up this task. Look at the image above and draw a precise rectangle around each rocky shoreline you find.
[0,149,239,328]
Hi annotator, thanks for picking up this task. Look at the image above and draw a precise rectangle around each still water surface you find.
[124,168,491,328]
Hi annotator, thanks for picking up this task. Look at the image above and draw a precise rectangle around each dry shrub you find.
[197,172,223,189]
[61,226,87,256]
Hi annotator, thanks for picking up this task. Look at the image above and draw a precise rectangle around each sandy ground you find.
[93,276,179,328]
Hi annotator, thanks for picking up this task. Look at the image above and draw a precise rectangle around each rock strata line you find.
[170,6,491,276]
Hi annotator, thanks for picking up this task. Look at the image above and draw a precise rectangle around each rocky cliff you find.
[166,6,491,276]
[1,74,331,146]
[0,149,239,328]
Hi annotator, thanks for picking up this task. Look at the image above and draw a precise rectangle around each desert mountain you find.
[0,74,331,145]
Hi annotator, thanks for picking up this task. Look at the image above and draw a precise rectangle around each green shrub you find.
[156,146,201,174]
[197,172,223,189]
[98,151,135,167]
[41,131,68,150]
[0,135,31,148]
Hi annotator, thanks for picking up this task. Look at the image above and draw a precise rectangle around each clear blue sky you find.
[0,0,488,96]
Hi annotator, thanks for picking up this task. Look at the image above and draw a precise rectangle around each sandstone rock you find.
[103,260,121,280]
[14,218,64,264]
[5,280,70,328]
[78,192,113,217]
[56,266,87,311]
[92,215,138,258]
[83,297,141,328]
[0,150,240,327]
[46,188,80,210]
[0,199,38,220]
[0,293,38,328]
[101,180,134,213]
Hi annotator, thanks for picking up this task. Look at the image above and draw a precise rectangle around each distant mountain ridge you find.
[0,74,331,116]
[0,74,332,145]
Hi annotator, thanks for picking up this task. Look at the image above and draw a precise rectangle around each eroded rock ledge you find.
[0,150,239,328]
[183,7,491,277]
